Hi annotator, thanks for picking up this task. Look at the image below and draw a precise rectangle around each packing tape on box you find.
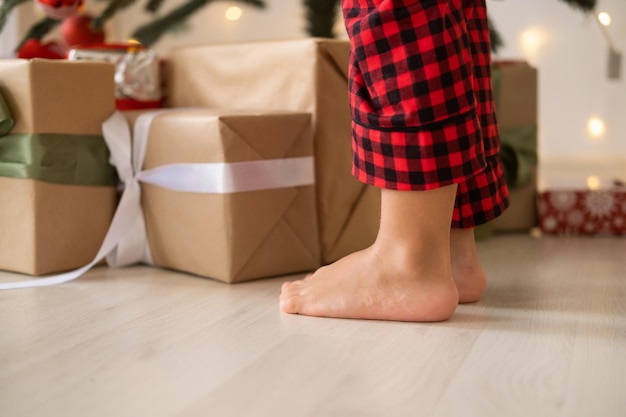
[0,110,315,290]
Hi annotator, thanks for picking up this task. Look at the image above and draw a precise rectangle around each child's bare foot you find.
[450,228,487,303]
[280,244,459,322]
[280,186,460,322]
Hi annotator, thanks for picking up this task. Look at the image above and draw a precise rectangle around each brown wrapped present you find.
[0,59,117,275]
[490,61,539,232]
[166,39,380,264]
[118,108,320,283]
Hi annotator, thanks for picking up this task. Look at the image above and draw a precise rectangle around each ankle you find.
[371,237,453,283]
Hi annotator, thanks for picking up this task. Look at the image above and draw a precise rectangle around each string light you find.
[225,6,242,21]
[597,12,611,27]
[587,176,601,190]
[587,116,606,139]
[594,10,621,80]
[520,28,547,60]
[595,11,616,49]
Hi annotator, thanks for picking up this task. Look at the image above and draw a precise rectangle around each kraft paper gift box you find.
[490,61,539,232]
[0,59,117,275]
[121,108,320,283]
[166,39,380,265]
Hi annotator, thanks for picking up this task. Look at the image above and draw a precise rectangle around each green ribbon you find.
[499,125,538,188]
[0,91,117,186]
[492,66,538,189]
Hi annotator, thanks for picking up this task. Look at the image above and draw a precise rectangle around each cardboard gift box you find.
[538,180,626,236]
[0,59,117,275]
[166,39,380,264]
[490,61,539,232]
[121,108,320,283]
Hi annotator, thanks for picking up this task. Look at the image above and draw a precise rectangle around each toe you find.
[280,282,301,313]
[280,291,302,313]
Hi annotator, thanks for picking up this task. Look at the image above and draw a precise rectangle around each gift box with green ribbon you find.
[488,61,539,233]
[0,59,118,275]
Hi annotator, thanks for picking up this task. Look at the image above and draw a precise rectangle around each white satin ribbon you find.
[0,110,315,290]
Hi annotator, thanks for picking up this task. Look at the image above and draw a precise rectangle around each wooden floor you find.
[1,234,625,417]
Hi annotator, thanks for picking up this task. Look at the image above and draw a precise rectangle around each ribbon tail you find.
[105,181,151,267]
[106,216,153,267]
[0,181,141,290]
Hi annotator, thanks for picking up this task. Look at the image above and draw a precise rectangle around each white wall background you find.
[488,0,625,161]
[1,0,624,162]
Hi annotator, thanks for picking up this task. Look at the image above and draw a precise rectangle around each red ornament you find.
[34,0,83,20]
[61,14,106,48]
[17,39,65,59]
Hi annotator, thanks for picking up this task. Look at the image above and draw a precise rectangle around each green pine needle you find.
[488,17,504,54]
[15,17,59,52]
[558,0,597,12]
[145,0,167,13]
[303,0,340,38]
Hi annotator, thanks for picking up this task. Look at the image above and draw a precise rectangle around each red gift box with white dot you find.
[538,184,626,236]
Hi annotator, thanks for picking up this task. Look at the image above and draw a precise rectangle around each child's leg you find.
[451,157,509,303]
[449,0,509,303]
[280,185,459,322]
[280,0,508,321]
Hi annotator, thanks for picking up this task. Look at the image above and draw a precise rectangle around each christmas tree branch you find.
[132,0,265,47]
[92,0,140,30]
[488,17,504,53]
[557,0,597,12]
[303,0,339,38]
[145,0,167,14]
[15,17,59,51]
[0,0,30,34]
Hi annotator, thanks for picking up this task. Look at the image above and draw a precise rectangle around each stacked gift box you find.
[0,59,325,284]
[0,59,117,275]
[2,40,552,287]
[1,39,379,285]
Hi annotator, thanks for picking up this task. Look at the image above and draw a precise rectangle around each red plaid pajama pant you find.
[343,0,509,228]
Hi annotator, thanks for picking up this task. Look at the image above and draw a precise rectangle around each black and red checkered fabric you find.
[343,0,509,228]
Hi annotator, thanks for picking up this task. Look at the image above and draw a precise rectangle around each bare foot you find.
[280,244,459,322]
[280,186,460,322]
[450,228,487,303]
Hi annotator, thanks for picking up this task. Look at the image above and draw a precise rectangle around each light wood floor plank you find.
[0,235,625,417]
